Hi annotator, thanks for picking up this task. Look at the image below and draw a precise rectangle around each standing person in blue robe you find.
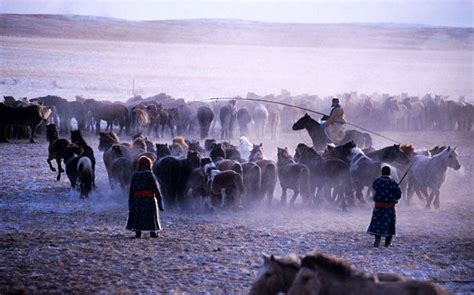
[367,166,401,247]
[126,156,164,238]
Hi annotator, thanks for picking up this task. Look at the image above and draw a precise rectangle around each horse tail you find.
[234,173,245,194]
[77,157,94,197]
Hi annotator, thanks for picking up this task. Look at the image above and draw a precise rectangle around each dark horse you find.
[152,151,201,208]
[0,103,52,143]
[292,113,372,151]
[83,99,129,135]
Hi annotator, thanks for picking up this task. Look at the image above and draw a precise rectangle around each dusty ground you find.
[0,130,473,294]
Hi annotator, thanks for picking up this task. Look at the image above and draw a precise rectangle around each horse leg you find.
[29,123,38,143]
[95,121,101,135]
[47,156,56,172]
[56,159,62,181]
[433,189,441,209]
[290,189,299,207]
[426,191,435,209]
[280,188,287,206]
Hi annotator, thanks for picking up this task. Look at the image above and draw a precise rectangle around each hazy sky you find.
[0,0,472,27]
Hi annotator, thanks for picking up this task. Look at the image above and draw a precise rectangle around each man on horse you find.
[321,97,347,143]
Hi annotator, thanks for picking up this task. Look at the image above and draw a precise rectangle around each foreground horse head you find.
[288,252,449,295]
[249,254,301,295]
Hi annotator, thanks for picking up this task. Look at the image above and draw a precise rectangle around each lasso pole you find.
[210,97,401,144]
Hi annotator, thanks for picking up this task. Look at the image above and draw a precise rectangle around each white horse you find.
[252,104,269,139]
[239,136,253,161]
[407,146,461,208]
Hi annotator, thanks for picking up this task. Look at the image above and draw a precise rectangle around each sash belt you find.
[374,202,395,209]
[134,190,156,198]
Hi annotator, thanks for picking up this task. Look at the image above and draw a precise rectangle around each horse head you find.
[250,254,301,295]
[292,113,318,131]
[445,146,461,170]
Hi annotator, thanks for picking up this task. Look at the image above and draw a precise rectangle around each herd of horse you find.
[0,92,463,210]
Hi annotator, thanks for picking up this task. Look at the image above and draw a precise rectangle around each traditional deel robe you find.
[126,170,164,231]
[323,105,347,143]
[367,176,401,236]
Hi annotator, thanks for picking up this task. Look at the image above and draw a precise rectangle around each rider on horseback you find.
[321,98,347,143]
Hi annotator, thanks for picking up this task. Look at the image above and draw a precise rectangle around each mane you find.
[101,132,120,143]
[301,252,354,277]
[273,255,301,271]
[400,144,415,156]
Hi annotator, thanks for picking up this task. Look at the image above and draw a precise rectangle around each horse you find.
[153,151,201,208]
[249,144,277,206]
[236,107,252,136]
[197,106,214,139]
[70,130,96,178]
[249,254,301,295]
[241,162,261,205]
[46,124,71,181]
[98,131,132,187]
[129,106,150,135]
[204,163,245,209]
[215,159,243,175]
[219,100,237,139]
[253,104,269,139]
[292,113,372,151]
[155,143,172,160]
[110,156,133,191]
[288,252,448,295]
[277,147,311,207]
[30,95,73,133]
[77,157,94,198]
[64,144,84,188]
[407,146,461,209]
[83,99,129,135]
[0,102,52,143]
[210,143,226,162]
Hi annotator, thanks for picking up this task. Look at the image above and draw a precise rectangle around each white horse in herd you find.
[407,146,461,208]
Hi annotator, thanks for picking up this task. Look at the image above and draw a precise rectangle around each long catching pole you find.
[210,97,401,144]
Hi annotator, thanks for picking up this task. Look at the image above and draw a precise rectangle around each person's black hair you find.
[382,166,391,176]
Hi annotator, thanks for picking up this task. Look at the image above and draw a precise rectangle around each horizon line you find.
[2,13,473,29]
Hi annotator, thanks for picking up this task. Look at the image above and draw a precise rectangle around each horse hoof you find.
[434,204,440,209]
[50,168,56,172]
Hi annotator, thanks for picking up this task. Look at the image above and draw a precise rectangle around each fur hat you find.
[137,156,152,171]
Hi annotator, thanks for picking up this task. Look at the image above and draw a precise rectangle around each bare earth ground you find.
[0,130,473,294]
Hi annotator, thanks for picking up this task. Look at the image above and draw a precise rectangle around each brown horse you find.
[205,163,245,209]
[288,252,449,295]
[249,144,277,206]
[249,254,301,295]
[98,131,133,187]
[83,99,129,135]
[277,147,311,207]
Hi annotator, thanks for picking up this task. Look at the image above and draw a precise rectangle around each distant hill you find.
[0,14,472,50]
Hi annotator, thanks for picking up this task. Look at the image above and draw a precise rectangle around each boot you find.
[150,232,158,238]
[134,231,142,238]
[374,235,381,247]
[385,236,392,247]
